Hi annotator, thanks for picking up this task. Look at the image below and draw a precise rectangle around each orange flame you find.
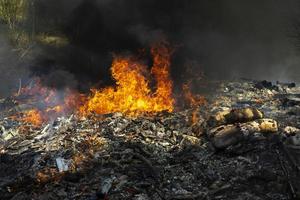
[17,80,81,126]
[182,82,207,108]
[22,109,44,127]
[16,41,208,125]
[80,41,174,116]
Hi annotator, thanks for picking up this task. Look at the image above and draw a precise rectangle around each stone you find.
[209,119,278,149]
[284,126,300,136]
[208,124,244,149]
[208,108,264,127]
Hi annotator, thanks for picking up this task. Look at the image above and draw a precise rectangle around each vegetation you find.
[0,0,69,53]
[0,0,28,29]
[36,33,69,47]
[0,0,32,50]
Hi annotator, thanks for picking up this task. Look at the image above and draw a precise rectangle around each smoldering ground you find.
[1,0,300,96]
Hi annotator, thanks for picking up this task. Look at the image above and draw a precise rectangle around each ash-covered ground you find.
[1,79,300,200]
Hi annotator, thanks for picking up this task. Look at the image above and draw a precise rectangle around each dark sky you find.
[1,0,300,96]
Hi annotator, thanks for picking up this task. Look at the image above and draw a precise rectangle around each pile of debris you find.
[0,79,300,200]
[208,108,278,149]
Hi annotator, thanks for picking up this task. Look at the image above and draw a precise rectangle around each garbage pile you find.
[0,79,300,200]
[208,108,278,149]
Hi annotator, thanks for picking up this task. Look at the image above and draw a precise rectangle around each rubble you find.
[208,107,264,127]
[208,124,243,149]
[208,118,278,149]
[56,157,71,172]
[0,79,300,199]
[284,126,300,136]
[254,80,278,90]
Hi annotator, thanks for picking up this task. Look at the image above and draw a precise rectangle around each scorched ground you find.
[1,79,300,199]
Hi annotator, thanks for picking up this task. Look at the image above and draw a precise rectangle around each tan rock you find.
[241,119,278,133]
[208,118,278,149]
[180,135,201,146]
[208,108,264,126]
[257,119,278,133]
[208,124,243,149]
[284,126,300,136]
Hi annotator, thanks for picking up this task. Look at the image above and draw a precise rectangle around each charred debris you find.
[0,79,300,200]
[1,1,300,199]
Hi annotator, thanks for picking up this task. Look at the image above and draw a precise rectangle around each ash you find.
[1,79,300,200]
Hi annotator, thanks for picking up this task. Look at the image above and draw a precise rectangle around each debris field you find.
[1,79,300,200]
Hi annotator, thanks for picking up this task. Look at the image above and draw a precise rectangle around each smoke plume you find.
[1,0,300,96]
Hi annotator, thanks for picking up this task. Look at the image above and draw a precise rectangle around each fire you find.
[22,109,44,127]
[16,79,81,126]
[15,41,206,125]
[80,41,175,116]
[182,81,207,108]
[17,42,175,125]
[182,80,207,126]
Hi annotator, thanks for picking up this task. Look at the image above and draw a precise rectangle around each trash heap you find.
[208,108,278,149]
[0,79,300,200]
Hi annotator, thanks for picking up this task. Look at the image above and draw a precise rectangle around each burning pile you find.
[15,80,81,126]
[1,79,299,199]
[14,41,185,126]
[80,41,174,116]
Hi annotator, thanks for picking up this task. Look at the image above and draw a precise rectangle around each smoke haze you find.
[1,0,300,96]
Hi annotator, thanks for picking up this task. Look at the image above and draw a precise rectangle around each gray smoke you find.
[181,0,300,82]
[1,0,300,97]
[0,25,30,97]
[52,0,300,83]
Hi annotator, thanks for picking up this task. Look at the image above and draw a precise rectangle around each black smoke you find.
[0,25,30,97]
[4,0,300,94]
